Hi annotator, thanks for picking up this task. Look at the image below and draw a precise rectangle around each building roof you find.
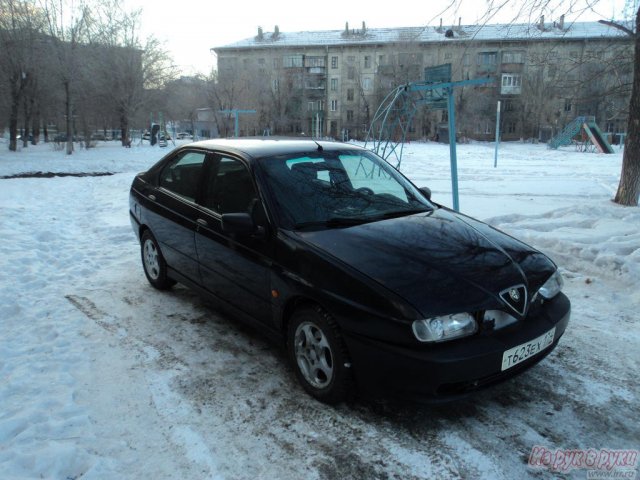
[214,20,632,51]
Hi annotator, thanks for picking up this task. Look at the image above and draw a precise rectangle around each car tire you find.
[288,306,353,404]
[140,230,176,290]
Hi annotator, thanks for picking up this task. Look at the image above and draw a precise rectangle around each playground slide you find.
[583,122,615,154]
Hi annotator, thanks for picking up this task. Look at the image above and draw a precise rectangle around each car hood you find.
[294,208,556,318]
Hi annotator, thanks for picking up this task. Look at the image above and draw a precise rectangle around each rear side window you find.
[158,151,207,202]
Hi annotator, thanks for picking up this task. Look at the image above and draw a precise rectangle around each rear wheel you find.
[287,306,353,404]
[140,230,175,290]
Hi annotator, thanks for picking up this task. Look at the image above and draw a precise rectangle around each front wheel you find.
[287,306,353,404]
[140,230,175,290]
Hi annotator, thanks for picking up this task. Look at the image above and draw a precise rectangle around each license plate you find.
[501,327,556,371]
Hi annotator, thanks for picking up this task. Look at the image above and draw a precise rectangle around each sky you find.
[128,0,632,75]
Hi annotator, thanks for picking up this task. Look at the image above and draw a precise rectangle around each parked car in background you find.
[129,139,570,403]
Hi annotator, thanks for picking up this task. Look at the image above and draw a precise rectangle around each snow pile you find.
[488,204,640,284]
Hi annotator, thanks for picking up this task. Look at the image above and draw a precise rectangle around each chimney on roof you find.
[257,26,264,40]
[345,21,349,34]
[439,18,443,32]
[362,21,366,34]
[559,14,565,30]
[273,25,280,39]
[538,16,545,31]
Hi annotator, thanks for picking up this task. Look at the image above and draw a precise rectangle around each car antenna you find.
[314,141,323,152]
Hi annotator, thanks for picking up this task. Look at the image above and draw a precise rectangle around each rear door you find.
[145,149,208,282]
[194,154,274,324]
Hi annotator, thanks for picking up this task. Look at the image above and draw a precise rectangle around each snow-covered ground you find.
[0,139,638,479]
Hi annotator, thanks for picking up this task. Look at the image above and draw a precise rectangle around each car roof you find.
[187,138,366,160]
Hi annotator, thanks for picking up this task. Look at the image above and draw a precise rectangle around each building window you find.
[502,51,524,63]
[283,55,303,68]
[505,121,517,133]
[504,99,514,112]
[346,110,354,121]
[364,56,371,69]
[331,56,338,68]
[501,74,522,94]
[305,56,325,67]
[444,52,452,60]
[463,53,470,66]
[477,52,498,69]
[564,99,572,112]
[347,66,355,80]
[347,88,354,101]
[307,101,325,112]
[272,79,279,91]
[273,58,280,68]
[362,77,372,90]
[330,78,338,91]
[347,55,355,63]
[330,99,338,111]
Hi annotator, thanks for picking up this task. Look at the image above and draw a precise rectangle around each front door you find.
[194,154,273,324]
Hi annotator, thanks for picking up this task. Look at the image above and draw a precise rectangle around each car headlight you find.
[538,270,564,300]
[412,313,478,343]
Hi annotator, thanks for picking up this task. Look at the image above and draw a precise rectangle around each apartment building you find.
[212,19,632,141]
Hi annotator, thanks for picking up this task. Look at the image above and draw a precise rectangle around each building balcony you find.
[500,85,522,95]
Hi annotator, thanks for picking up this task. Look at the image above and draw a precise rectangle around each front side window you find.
[201,156,258,214]
[158,151,207,202]
[258,150,432,229]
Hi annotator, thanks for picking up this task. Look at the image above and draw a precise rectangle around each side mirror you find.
[419,187,432,201]
[221,213,265,238]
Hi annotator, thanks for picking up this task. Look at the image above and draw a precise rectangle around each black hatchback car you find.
[129,139,570,403]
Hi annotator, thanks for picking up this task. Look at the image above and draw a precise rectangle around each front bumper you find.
[343,293,571,402]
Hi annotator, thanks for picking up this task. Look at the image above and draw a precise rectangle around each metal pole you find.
[494,101,501,168]
[234,112,239,138]
[447,88,460,212]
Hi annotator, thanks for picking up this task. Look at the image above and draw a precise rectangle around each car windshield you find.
[258,149,433,230]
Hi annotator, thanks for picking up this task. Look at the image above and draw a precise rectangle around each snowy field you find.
[0,139,638,479]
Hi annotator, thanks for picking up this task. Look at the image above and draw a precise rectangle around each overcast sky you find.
[127,0,631,75]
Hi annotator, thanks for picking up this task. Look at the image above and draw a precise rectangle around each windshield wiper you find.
[379,208,432,220]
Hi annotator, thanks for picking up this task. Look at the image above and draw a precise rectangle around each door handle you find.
[197,218,208,227]
[148,194,156,201]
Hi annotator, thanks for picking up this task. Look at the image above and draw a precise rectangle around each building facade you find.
[213,19,632,142]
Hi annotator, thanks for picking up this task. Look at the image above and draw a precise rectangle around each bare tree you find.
[164,75,208,135]
[39,0,91,155]
[0,0,44,151]
[90,0,176,146]
[610,9,640,205]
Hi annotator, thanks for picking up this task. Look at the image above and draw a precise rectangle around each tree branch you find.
[598,19,635,37]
